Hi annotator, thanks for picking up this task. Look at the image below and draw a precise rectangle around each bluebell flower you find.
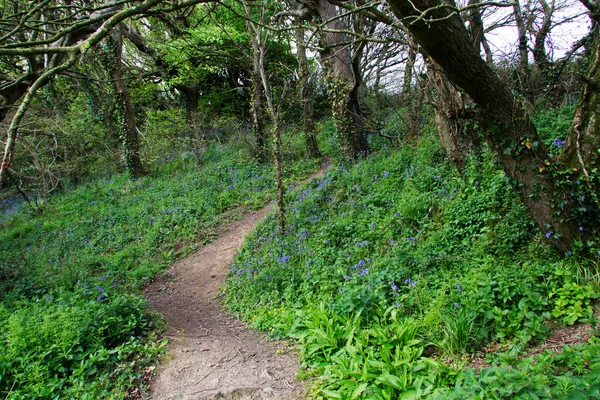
[552,137,565,147]
[98,295,106,301]
[454,302,460,307]
[359,268,369,275]
[546,232,552,239]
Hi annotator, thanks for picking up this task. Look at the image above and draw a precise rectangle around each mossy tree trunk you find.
[314,0,369,160]
[103,26,146,179]
[386,0,599,253]
[561,10,600,198]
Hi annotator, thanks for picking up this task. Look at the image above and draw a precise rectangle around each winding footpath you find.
[144,165,329,400]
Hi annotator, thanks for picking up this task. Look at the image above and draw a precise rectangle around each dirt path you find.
[144,165,329,400]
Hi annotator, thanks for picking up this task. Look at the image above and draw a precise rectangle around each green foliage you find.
[291,304,456,399]
[434,339,600,399]
[549,271,599,325]
[141,108,189,164]
[531,105,575,156]
[224,127,600,398]
[12,90,115,196]
[0,142,319,398]
[0,288,164,399]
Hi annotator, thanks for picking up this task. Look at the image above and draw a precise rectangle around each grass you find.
[223,127,600,398]
[0,141,320,399]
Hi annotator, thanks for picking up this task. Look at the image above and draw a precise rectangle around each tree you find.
[295,25,322,158]
[385,0,598,253]
[0,0,214,186]
[244,1,287,231]
[99,26,147,178]
[293,0,369,160]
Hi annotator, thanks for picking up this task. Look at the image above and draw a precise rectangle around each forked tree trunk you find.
[314,0,369,160]
[386,0,597,253]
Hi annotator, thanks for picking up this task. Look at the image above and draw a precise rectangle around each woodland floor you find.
[144,165,329,400]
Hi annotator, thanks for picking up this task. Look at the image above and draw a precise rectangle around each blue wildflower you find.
[552,137,565,147]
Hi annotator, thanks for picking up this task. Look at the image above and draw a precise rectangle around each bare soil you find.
[144,165,329,400]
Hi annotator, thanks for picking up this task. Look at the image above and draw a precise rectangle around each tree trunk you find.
[296,26,321,159]
[513,0,532,97]
[386,0,596,253]
[245,5,285,231]
[533,0,555,76]
[427,62,474,170]
[467,0,493,66]
[561,24,600,196]
[247,20,269,163]
[105,28,146,179]
[314,0,369,160]
[402,42,421,139]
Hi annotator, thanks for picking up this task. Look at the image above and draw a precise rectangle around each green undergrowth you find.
[224,133,600,399]
[0,142,320,399]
